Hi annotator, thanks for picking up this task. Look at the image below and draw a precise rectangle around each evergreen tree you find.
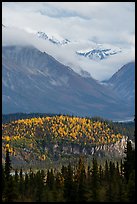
[63,163,76,202]
[55,172,64,189]
[24,173,29,197]
[123,139,135,202]
[13,169,19,200]
[19,168,25,200]
[91,157,99,201]
[126,170,135,202]
[28,169,35,198]
[46,169,55,190]
[61,165,67,178]
[5,176,16,202]
[123,140,135,182]
[120,159,124,176]
[14,169,19,184]
[35,170,45,202]
[104,160,109,182]
[4,148,16,202]
[4,148,12,181]
[98,164,103,185]
[77,165,87,202]
[2,165,5,201]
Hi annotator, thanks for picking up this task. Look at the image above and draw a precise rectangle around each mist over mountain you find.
[2,3,135,121]
[2,45,133,121]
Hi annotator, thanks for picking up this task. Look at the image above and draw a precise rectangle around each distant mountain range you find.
[37,31,122,60]
[3,25,130,82]
[2,45,134,121]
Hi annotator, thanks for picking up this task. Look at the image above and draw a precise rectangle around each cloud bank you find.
[2,2,135,80]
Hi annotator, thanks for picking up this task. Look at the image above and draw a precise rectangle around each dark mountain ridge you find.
[2,45,133,121]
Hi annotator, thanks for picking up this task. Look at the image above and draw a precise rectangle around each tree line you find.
[2,140,135,202]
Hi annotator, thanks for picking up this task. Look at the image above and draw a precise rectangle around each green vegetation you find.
[2,114,132,168]
[2,141,135,202]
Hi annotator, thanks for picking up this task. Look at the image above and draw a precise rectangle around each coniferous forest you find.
[2,140,135,202]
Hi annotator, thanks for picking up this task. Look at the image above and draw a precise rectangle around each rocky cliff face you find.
[46,135,128,158]
[2,135,131,169]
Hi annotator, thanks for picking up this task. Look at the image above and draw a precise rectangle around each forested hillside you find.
[2,115,135,168]
[2,142,135,202]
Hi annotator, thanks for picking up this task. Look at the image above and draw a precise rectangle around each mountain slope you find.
[2,45,132,120]
[103,62,135,107]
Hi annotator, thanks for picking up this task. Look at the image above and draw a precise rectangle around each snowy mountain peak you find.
[37,31,48,40]
[76,44,122,60]
[37,31,70,45]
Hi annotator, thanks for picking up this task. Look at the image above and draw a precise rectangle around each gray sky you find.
[2,2,135,80]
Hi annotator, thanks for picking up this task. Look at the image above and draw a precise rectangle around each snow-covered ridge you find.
[76,44,122,60]
[3,25,132,81]
[37,31,70,45]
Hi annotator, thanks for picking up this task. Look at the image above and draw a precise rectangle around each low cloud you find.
[2,2,135,81]
[2,27,34,46]
[2,2,135,44]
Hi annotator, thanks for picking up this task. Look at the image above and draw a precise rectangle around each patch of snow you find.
[37,31,70,45]
[76,44,122,61]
